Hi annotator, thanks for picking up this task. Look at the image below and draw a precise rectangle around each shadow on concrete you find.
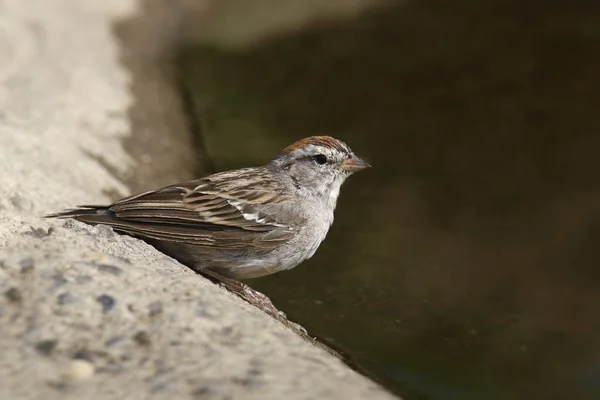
[111,0,202,195]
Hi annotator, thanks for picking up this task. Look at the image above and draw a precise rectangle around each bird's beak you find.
[341,155,371,172]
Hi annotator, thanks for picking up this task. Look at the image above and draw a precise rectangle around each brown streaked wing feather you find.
[103,168,295,250]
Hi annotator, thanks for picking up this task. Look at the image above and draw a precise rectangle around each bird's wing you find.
[104,168,297,251]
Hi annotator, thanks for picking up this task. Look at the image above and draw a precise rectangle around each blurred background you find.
[177,0,600,398]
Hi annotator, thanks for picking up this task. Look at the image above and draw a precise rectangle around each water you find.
[179,1,600,398]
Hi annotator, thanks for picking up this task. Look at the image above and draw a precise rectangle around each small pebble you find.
[133,331,151,347]
[4,287,22,303]
[57,292,75,305]
[101,363,125,373]
[96,294,116,313]
[35,340,57,356]
[73,350,94,362]
[96,263,122,275]
[105,336,125,347]
[19,257,35,272]
[64,359,95,381]
[52,272,68,288]
[24,227,52,238]
[148,301,163,317]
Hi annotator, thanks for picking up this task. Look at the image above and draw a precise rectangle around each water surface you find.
[180,1,600,398]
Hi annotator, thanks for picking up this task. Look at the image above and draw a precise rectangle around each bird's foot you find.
[201,270,308,336]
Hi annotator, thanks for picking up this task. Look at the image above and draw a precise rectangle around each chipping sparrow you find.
[50,136,370,280]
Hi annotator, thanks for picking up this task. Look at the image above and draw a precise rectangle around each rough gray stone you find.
[0,0,396,399]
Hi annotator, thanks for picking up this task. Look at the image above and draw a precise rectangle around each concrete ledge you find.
[0,0,395,399]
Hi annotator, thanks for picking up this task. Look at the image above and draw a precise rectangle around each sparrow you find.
[49,136,370,336]
[49,136,370,281]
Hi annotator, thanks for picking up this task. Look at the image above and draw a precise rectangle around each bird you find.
[49,136,370,281]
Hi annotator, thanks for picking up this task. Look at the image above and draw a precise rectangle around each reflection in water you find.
[180,0,600,398]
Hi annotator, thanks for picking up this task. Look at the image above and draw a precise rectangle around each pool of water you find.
[179,1,600,398]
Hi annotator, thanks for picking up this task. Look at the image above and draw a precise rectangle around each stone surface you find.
[0,0,395,399]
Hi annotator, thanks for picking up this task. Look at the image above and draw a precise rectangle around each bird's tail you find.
[46,205,119,226]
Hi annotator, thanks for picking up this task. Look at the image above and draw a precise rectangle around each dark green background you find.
[180,1,600,398]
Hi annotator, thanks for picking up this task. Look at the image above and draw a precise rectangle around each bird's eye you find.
[313,154,328,165]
